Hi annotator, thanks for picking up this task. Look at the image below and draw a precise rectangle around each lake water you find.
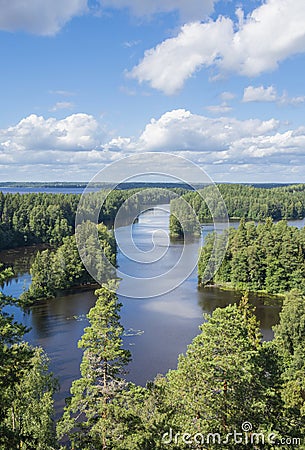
[0,186,90,195]
[0,206,288,418]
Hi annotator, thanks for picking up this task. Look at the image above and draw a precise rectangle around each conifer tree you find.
[57,285,131,449]
[0,264,57,449]
[160,294,281,449]
[273,290,305,439]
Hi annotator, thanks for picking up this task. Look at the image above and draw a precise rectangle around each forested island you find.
[199,218,305,294]
[170,183,305,237]
[1,184,305,448]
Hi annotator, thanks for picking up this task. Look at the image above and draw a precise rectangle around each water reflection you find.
[0,207,286,418]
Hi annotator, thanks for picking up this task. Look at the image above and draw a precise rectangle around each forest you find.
[0,187,182,251]
[170,183,305,237]
[1,184,305,448]
[2,270,305,448]
[198,218,305,294]
[0,187,180,304]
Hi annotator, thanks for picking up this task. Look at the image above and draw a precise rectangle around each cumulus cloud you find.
[0,113,101,153]
[0,0,222,35]
[135,109,279,153]
[243,85,305,105]
[103,109,305,169]
[105,109,280,158]
[129,0,305,94]
[0,0,88,35]
[1,110,305,181]
[278,93,305,106]
[129,19,232,95]
[243,86,278,103]
[99,0,219,22]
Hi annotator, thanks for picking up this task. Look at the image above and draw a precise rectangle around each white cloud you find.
[129,0,305,94]
[206,102,232,114]
[2,110,305,182]
[0,113,102,153]
[103,109,305,170]
[136,110,280,154]
[243,85,305,105]
[0,0,88,35]
[243,86,277,103]
[49,102,75,112]
[99,0,219,21]
[220,91,235,101]
[278,92,305,106]
[129,19,232,95]
[0,0,221,36]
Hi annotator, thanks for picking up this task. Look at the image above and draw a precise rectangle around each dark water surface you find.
[1,207,289,417]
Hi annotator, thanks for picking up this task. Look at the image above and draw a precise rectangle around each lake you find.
[0,206,286,418]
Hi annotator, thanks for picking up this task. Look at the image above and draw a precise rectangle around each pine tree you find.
[160,295,280,449]
[3,347,58,449]
[57,286,131,449]
[0,264,57,449]
[273,290,305,439]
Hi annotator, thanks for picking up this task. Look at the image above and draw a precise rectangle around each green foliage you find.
[0,187,182,251]
[0,192,77,250]
[179,183,305,223]
[273,291,305,435]
[0,264,57,449]
[169,198,201,238]
[155,296,281,449]
[2,347,58,450]
[57,286,132,449]
[0,300,34,447]
[199,219,305,294]
[55,287,305,449]
[20,223,116,304]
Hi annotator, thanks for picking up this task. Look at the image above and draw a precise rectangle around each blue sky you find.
[0,0,305,182]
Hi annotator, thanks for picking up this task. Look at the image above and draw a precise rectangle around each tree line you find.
[170,183,305,237]
[19,222,116,305]
[199,218,305,294]
[0,188,184,250]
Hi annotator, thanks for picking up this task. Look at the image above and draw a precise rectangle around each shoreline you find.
[199,282,285,301]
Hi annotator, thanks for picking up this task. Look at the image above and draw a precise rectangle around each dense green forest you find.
[0,187,181,302]
[20,223,116,304]
[1,185,305,448]
[170,183,305,237]
[0,264,57,449]
[55,288,305,449]
[0,188,184,250]
[199,218,305,294]
[1,187,183,303]
[2,271,305,448]
[2,184,305,245]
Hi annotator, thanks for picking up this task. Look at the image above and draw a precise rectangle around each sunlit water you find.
[1,207,291,418]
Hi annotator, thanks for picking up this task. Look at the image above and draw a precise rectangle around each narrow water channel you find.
[1,207,283,417]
